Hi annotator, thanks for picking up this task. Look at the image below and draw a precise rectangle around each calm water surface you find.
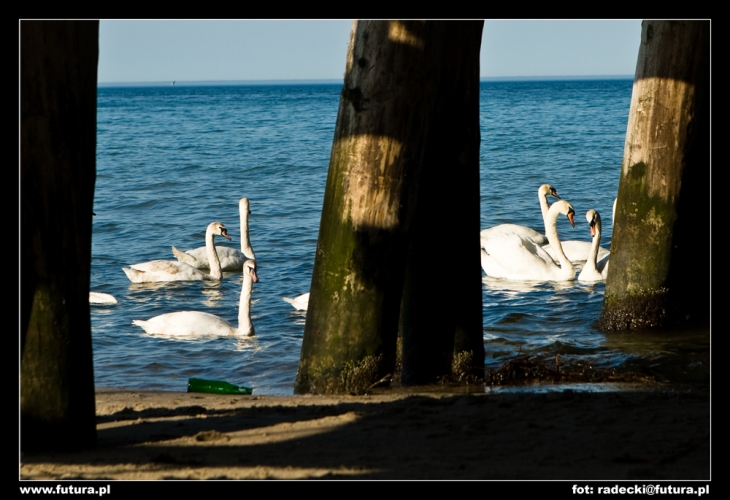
[91,80,709,395]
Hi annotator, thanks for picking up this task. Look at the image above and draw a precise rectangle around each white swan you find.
[172,198,255,272]
[480,184,560,246]
[123,221,230,283]
[132,260,259,337]
[481,199,577,281]
[578,210,610,282]
[543,197,611,263]
[89,292,117,305]
[283,292,310,311]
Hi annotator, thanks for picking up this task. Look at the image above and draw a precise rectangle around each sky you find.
[97,20,643,84]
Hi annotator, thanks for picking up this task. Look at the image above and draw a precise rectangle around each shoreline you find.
[21,383,709,480]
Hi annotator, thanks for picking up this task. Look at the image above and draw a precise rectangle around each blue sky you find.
[97,20,643,83]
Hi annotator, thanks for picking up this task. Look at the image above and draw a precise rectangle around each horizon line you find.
[98,74,635,87]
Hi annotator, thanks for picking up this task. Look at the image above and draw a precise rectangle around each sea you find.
[91,79,710,395]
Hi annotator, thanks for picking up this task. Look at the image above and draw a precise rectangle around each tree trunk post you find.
[296,21,467,394]
[596,20,709,331]
[21,20,99,450]
[399,21,485,385]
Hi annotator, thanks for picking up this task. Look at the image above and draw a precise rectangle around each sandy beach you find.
[20,383,710,481]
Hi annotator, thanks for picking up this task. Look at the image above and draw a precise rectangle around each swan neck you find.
[585,217,602,271]
[545,209,574,273]
[538,191,550,220]
[238,274,254,335]
[239,205,256,260]
[206,227,223,279]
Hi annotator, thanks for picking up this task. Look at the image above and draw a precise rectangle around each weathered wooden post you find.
[399,21,485,384]
[596,20,709,331]
[296,21,472,394]
[21,20,99,450]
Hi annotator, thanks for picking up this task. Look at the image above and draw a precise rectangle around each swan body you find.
[132,260,259,336]
[172,198,255,271]
[123,222,230,283]
[543,240,610,263]
[480,184,560,246]
[481,223,547,246]
[578,210,609,282]
[89,292,117,305]
[481,199,577,281]
[283,292,310,310]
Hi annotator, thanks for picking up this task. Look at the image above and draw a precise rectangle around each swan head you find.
[550,200,575,227]
[240,198,251,215]
[208,221,232,241]
[586,209,601,237]
[539,184,561,200]
[243,260,259,283]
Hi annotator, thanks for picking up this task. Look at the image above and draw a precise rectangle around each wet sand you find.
[20,383,710,480]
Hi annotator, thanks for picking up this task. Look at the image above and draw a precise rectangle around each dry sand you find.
[20,383,710,481]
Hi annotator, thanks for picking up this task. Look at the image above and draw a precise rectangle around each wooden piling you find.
[296,21,483,394]
[597,21,709,331]
[20,21,99,450]
[399,21,485,384]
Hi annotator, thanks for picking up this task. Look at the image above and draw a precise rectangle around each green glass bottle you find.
[187,377,253,395]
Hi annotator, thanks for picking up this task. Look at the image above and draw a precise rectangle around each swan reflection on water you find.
[481,276,577,293]
[233,336,263,352]
[481,261,610,294]
[137,331,262,357]
[201,287,223,306]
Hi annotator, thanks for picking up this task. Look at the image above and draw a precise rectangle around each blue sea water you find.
[91,80,709,395]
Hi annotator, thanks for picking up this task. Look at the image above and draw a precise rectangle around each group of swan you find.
[172,198,256,271]
[119,186,610,333]
[282,184,613,308]
[123,221,231,283]
[480,184,612,282]
[124,198,260,337]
